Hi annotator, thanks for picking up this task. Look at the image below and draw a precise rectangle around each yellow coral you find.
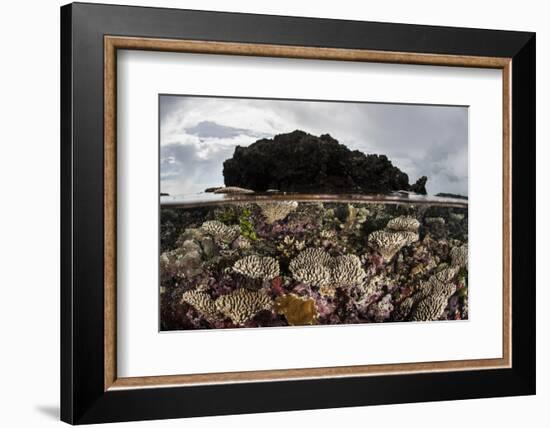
[275,294,318,326]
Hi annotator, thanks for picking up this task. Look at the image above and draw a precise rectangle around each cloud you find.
[185,121,270,140]
[160,95,468,196]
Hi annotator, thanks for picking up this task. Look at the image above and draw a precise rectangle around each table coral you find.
[180,290,219,321]
[386,215,420,232]
[256,200,299,224]
[408,267,459,321]
[368,230,418,262]
[232,255,280,280]
[289,248,366,288]
[215,288,273,325]
[331,254,367,287]
[201,220,240,243]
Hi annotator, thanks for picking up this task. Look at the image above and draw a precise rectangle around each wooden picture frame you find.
[61,2,535,424]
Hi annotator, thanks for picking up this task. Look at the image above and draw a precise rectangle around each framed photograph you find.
[61,2,535,424]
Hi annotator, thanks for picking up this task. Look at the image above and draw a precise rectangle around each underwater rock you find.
[232,255,280,281]
[160,246,203,280]
[231,236,252,250]
[275,293,318,325]
[222,130,426,194]
[257,200,298,224]
[215,288,273,325]
[424,216,447,240]
[367,294,394,322]
[200,236,218,259]
[201,220,240,243]
[289,248,366,288]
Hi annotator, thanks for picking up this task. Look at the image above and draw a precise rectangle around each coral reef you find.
[160,199,468,331]
[232,255,280,280]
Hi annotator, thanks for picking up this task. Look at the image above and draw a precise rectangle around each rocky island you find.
[223,130,427,195]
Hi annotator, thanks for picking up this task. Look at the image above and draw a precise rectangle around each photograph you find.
[159,95,469,331]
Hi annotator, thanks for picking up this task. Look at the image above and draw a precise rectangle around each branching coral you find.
[201,220,240,243]
[386,215,420,232]
[275,293,318,325]
[450,244,468,268]
[289,248,366,288]
[215,288,273,325]
[232,255,280,280]
[257,200,298,224]
[181,290,219,320]
[368,230,418,262]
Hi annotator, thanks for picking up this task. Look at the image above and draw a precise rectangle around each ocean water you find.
[159,195,468,331]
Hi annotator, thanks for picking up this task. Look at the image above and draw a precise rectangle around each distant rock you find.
[435,192,468,200]
[206,186,255,194]
[409,176,428,195]
[223,130,427,195]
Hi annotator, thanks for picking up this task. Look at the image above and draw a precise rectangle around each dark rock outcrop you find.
[409,176,428,195]
[223,130,427,194]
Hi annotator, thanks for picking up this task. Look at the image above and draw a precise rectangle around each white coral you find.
[232,255,280,280]
[386,215,420,232]
[289,248,366,288]
[201,220,240,243]
[368,230,419,262]
[450,244,468,268]
[215,288,273,325]
[257,201,298,224]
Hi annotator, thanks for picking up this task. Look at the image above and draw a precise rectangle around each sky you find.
[160,95,468,196]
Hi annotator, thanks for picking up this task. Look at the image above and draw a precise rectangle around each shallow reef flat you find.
[160,200,468,331]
